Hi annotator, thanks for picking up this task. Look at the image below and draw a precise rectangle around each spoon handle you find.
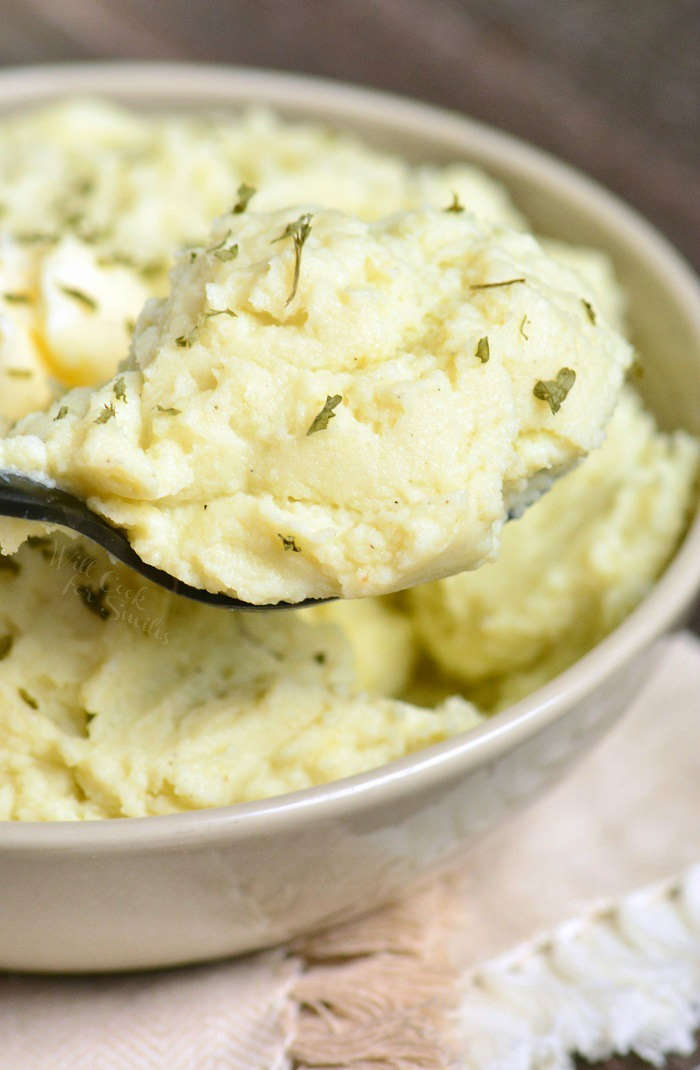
[0,470,331,611]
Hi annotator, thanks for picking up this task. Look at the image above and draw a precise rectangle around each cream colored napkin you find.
[2,632,699,1069]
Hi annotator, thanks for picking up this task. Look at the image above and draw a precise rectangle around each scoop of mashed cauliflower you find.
[407,388,699,709]
[0,535,480,820]
[0,206,632,603]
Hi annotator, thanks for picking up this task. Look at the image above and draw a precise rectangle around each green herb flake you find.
[139,260,167,279]
[18,687,38,709]
[307,393,342,436]
[175,334,192,348]
[445,192,464,213]
[125,319,136,335]
[207,230,239,263]
[0,635,13,660]
[470,277,526,291]
[3,292,31,304]
[98,252,135,269]
[63,211,84,229]
[155,405,182,416]
[629,355,645,381]
[14,231,58,246]
[77,584,111,620]
[519,315,529,340]
[113,376,127,402]
[58,284,98,312]
[204,307,237,320]
[581,298,596,324]
[5,368,33,379]
[54,405,69,422]
[215,242,239,263]
[313,651,327,665]
[273,212,313,306]
[533,367,576,414]
[232,182,256,214]
[475,336,490,363]
[278,534,301,552]
[94,403,116,425]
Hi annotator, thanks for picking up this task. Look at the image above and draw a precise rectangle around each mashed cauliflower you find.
[0,205,632,603]
[0,99,523,415]
[0,100,696,821]
[0,535,480,819]
[407,388,699,709]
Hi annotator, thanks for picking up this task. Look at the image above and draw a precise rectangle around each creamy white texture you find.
[0,99,523,413]
[0,206,633,603]
[0,537,479,820]
[0,99,695,822]
[408,388,699,709]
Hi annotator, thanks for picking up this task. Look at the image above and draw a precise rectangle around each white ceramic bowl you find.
[1,63,699,973]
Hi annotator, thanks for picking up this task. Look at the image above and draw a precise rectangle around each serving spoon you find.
[0,467,558,610]
[0,470,332,610]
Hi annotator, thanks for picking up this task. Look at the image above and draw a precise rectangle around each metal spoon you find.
[0,470,331,610]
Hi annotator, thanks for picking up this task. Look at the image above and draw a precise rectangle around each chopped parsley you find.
[445,192,464,213]
[14,231,58,245]
[278,534,301,552]
[3,292,31,304]
[99,252,137,269]
[207,230,239,262]
[475,336,490,363]
[94,403,116,425]
[0,635,13,661]
[533,367,576,414]
[307,394,342,435]
[175,334,192,348]
[5,368,33,379]
[470,277,526,291]
[54,405,69,422]
[232,182,256,214]
[215,244,239,263]
[204,307,237,320]
[58,284,98,311]
[18,687,38,709]
[113,377,127,402]
[519,315,529,340]
[75,177,95,197]
[155,405,182,416]
[313,652,327,664]
[140,260,167,279]
[77,583,111,620]
[273,212,313,306]
[629,355,645,380]
[581,298,596,324]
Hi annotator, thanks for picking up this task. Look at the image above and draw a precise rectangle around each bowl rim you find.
[0,60,698,851]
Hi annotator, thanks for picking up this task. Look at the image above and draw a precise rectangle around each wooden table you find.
[1,3,699,1065]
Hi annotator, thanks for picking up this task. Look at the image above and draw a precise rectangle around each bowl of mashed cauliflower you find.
[0,63,698,972]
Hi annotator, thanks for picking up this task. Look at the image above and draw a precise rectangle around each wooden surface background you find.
[1,3,698,1065]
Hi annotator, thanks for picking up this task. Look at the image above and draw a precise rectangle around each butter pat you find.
[0,207,633,602]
